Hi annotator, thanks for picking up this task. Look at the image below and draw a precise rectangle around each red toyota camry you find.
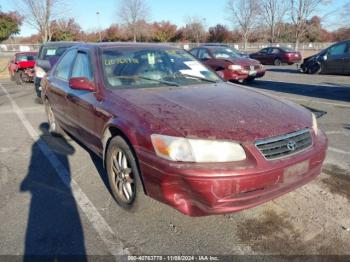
[41,43,327,217]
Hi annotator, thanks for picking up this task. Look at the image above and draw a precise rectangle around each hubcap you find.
[111,150,135,203]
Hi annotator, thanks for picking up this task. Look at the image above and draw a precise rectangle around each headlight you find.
[228,64,242,71]
[312,113,318,136]
[151,134,246,162]
[34,66,46,78]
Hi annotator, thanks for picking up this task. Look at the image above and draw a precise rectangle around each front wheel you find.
[307,62,322,74]
[44,99,63,136]
[106,136,143,210]
[274,58,282,66]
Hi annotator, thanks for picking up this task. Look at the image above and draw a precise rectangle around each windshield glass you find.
[211,48,241,59]
[39,46,71,60]
[17,55,36,61]
[101,48,221,89]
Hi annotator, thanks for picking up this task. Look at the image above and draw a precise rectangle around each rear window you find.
[38,46,73,60]
[16,55,36,61]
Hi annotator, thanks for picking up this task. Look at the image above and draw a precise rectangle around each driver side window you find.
[328,43,347,56]
[54,49,76,81]
[71,52,93,81]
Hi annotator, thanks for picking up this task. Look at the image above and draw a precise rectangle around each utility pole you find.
[96,11,102,42]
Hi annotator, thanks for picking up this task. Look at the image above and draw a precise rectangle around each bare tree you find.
[289,0,325,50]
[117,0,149,42]
[259,0,287,44]
[183,17,207,43]
[226,0,259,50]
[18,0,65,42]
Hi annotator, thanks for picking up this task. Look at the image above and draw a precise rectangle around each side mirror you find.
[69,77,95,92]
[322,54,328,61]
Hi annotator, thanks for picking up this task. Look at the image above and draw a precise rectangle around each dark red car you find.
[8,52,37,84]
[42,43,327,217]
[250,47,302,65]
[190,45,265,82]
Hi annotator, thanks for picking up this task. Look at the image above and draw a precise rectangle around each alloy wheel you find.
[111,149,135,204]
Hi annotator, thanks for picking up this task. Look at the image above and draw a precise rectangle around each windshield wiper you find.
[175,73,218,83]
[114,75,180,87]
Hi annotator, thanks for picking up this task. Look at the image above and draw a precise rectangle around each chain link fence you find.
[0,42,334,55]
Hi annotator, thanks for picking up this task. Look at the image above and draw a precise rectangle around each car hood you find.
[226,57,260,66]
[114,83,311,142]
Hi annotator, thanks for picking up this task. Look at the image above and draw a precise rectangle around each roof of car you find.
[75,42,179,50]
[40,41,82,47]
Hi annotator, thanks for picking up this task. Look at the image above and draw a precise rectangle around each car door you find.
[343,42,350,75]
[324,42,347,74]
[267,48,279,64]
[68,50,101,152]
[47,49,77,131]
[254,48,269,64]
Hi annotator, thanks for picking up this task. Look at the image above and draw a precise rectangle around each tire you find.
[307,62,322,75]
[15,71,22,85]
[274,58,282,66]
[106,136,143,210]
[44,99,63,136]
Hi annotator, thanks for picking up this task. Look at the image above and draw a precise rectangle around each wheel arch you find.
[102,124,147,194]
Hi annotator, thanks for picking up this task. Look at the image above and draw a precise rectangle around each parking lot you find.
[0,65,349,258]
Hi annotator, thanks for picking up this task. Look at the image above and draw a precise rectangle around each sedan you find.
[190,45,265,82]
[250,47,302,65]
[300,40,350,75]
[42,43,327,216]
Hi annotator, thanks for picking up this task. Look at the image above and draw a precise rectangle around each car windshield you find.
[39,46,71,60]
[101,47,221,89]
[17,55,36,61]
[211,48,241,59]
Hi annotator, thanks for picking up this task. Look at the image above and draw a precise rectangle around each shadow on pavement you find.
[20,123,87,261]
[248,80,350,103]
[344,124,350,130]
[266,68,300,74]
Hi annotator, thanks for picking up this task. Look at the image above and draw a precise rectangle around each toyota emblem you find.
[287,140,297,151]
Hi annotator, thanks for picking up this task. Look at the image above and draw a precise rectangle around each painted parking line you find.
[328,147,350,156]
[283,97,350,108]
[0,83,129,256]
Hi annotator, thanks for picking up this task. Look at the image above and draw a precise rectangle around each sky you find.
[0,0,349,37]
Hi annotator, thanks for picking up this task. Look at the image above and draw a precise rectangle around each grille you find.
[255,129,312,160]
[244,65,261,70]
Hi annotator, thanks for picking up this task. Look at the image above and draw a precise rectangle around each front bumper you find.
[222,68,266,81]
[136,131,327,216]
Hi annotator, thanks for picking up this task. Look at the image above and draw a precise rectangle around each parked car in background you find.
[8,52,37,85]
[34,41,80,98]
[300,40,350,75]
[41,43,327,216]
[200,44,250,58]
[250,47,302,66]
[190,45,265,82]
